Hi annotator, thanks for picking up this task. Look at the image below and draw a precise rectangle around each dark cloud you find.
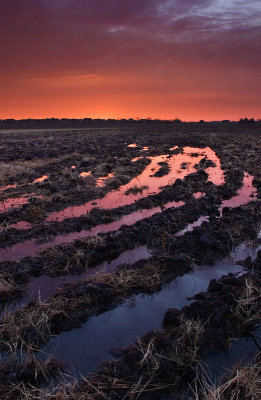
[0,0,260,77]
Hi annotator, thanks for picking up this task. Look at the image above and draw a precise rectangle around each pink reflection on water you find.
[0,184,17,191]
[176,173,257,237]
[0,197,29,213]
[128,143,137,148]
[15,246,152,306]
[142,147,149,151]
[33,175,48,184]
[0,200,184,262]
[46,147,224,223]
[96,173,115,187]
[131,157,143,162]
[193,192,206,199]
[220,173,257,210]
[176,216,209,237]
[9,221,32,230]
[80,171,92,178]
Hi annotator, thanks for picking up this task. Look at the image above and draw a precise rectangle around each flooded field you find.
[1,122,261,399]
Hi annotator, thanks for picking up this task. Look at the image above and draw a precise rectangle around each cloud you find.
[0,0,260,119]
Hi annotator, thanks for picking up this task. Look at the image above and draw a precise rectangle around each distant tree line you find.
[0,117,260,124]
[239,117,257,123]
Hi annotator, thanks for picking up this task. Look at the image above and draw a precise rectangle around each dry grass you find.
[0,299,64,353]
[193,354,261,400]
[176,317,205,363]
[234,278,261,330]
[125,184,149,195]
[91,262,162,293]
[0,153,81,184]
[0,273,22,303]
[0,162,35,183]
[0,349,65,400]
[0,277,18,294]
[80,236,105,247]
[74,318,205,400]
[0,220,10,233]
[25,204,47,222]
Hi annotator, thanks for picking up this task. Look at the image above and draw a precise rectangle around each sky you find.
[0,0,260,121]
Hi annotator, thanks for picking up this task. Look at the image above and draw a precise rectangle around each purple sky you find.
[1,0,260,120]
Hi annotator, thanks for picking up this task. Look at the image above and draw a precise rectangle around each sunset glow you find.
[0,0,260,120]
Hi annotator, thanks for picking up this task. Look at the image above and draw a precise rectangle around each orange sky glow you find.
[0,0,260,121]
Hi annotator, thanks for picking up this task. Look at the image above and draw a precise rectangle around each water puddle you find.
[131,157,143,162]
[33,175,48,184]
[47,236,261,375]
[176,216,210,237]
[203,325,261,381]
[11,246,152,310]
[0,200,184,262]
[0,184,17,192]
[127,143,137,148]
[96,173,115,187]
[80,171,92,178]
[176,173,257,237]
[193,192,206,199]
[221,173,257,209]
[9,230,261,312]
[46,147,225,223]
[48,259,244,375]
[0,171,257,263]
[8,221,32,230]
[0,193,44,214]
[0,176,48,195]
[0,197,29,213]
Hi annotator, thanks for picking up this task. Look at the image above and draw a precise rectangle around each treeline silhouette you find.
[0,117,260,124]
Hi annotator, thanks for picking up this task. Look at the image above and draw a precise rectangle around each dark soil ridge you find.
[0,123,261,163]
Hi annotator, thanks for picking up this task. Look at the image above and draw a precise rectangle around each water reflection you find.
[8,221,32,230]
[176,173,257,236]
[193,192,206,199]
[96,173,115,187]
[33,175,48,184]
[0,200,184,262]
[0,184,17,191]
[12,246,152,309]
[80,171,92,178]
[49,260,243,375]
[46,147,225,223]
[0,197,29,213]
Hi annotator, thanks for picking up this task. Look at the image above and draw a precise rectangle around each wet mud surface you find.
[1,122,261,399]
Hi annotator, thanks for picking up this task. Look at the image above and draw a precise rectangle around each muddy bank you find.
[70,271,261,400]
[48,260,243,375]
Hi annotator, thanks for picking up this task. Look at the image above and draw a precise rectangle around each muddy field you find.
[1,122,261,399]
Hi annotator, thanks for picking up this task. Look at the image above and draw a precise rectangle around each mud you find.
[1,123,261,399]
